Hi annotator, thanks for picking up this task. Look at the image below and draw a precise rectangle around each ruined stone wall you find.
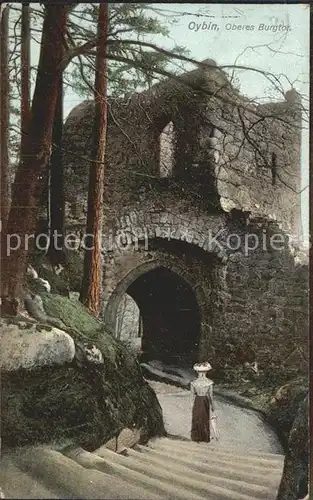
[101,236,227,363]
[212,216,308,380]
[97,210,307,373]
[212,89,302,240]
[62,61,306,369]
[62,204,307,372]
[63,63,302,238]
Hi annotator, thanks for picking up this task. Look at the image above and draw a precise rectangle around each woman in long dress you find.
[190,362,215,442]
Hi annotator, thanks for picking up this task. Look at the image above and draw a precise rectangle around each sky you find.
[31,3,310,243]
[152,4,310,243]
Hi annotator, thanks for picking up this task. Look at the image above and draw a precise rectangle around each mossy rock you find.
[40,293,117,364]
[29,251,84,295]
[2,361,165,450]
[2,293,165,450]
[277,394,308,500]
[26,275,51,295]
[267,376,308,446]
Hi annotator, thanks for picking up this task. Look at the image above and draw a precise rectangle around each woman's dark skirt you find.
[191,395,211,442]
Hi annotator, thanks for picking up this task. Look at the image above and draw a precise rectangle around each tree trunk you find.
[0,4,9,231]
[1,5,69,313]
[48,73,66,265]
[21,2,31,157]
[0,3,7,22]
[80,3,108,316]
[309,5,313,493]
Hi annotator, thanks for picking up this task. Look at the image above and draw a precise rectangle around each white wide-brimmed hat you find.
[193,362,212,372]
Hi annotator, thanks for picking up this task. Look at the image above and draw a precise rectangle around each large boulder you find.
[276,395,308,500]
[104,427,143,453]
[0,319,75,371]
[1,294,165,451]
[267,377,308,445]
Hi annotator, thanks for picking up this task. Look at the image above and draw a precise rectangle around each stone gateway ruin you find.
[63,61,307,372]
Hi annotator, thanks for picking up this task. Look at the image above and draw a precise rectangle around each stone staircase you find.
[0,437,284,499]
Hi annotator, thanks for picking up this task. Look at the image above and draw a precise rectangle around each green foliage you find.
[108,3,170,37]
[29,251,84,295]
[40,292,117,363]
[65,3,189,98]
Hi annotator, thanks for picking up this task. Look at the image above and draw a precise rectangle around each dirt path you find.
[149,380,283,454]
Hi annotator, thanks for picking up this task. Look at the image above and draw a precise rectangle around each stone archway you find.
[104,260,205,364]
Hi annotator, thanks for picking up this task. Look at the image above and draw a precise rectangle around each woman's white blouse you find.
[190,378,214,397]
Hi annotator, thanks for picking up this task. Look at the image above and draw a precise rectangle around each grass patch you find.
[40,293,117,364]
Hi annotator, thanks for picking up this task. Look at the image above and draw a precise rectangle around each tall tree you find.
[64,3,186,99]
[20,1,31,156]
[0,3,10,231]
[80,3,108,316]
[0,3,6,21]
[1,5,70,314]
[48,74,66,265]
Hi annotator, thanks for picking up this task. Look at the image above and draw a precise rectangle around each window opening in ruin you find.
[271,152,277,186]
[159,121,175,177]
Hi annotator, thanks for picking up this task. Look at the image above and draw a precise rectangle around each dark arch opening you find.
[126,266,201,365]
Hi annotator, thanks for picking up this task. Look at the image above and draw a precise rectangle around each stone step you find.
[151,436,284,458]
[127,445,281,488]
[145,442,283,478]
[208,445,284,461]
[64,447,203,500]
[0,458,62,499]
[0,440,284,500]
[9,446,161,499]
[94,445,277,500]
[150,437,284,466]
[117,446,277,498]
